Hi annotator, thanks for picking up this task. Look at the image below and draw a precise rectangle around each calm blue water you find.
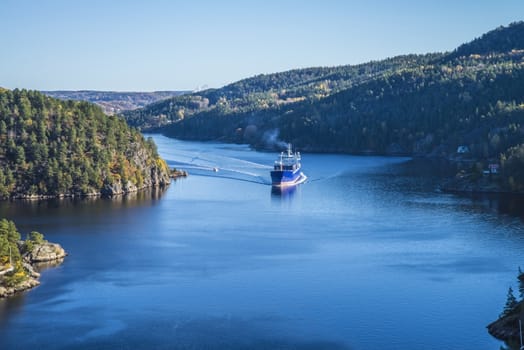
[1,134,524,349]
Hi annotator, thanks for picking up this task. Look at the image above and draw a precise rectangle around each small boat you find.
[270,144,306,187]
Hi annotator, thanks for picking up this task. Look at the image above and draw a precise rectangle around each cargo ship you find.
[270,144,306,187]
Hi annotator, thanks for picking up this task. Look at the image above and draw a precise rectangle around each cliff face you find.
[128,141,171,188]
[23,241,67,263]
[101,140,171,197]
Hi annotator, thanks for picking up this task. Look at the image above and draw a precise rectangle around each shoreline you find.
[4,182,173,201]
[0,241,67,299]
[6,167,188,201]
[171,168,188,179]
[439,173,524,196]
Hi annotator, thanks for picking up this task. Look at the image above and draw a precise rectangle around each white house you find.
[489,164,499,174]
[457,145,470,154]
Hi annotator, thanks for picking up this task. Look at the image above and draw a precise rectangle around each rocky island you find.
[0,219,66,298]
[171,168,188,179]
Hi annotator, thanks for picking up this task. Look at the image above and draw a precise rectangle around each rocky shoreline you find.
[487,270,524,349]
[487,302,524,350]
[440,174,505,194]
[171,168,188,179]
[487,305,522,342]
[0,241,67,298]
[10,181,171,200]
[9,168,187,201]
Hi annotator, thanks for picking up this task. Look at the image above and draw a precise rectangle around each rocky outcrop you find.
[0,241,67,298]
[0,278,40,298]
[127,141,171,188]
[24,242,67,263]
[96,141,172,198]
[171,169,188,179]
[487,301,524,348]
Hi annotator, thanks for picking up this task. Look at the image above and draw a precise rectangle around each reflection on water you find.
[33,258,66,273]
[465,193,524,221]
[0,293,25,328]
[386,158,524,221]
[0,186,169,219]
[271,185,297,198]
[498,194,524,220]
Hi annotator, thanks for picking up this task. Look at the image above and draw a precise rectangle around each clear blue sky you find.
[1,0,523,91]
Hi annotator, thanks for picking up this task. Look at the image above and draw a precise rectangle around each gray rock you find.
[22,262,41,278]
[26,242,67,263]
[0,278,40,298]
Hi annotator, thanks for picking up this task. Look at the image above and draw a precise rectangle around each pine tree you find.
[518,267,524,300]
[501,286,518,318]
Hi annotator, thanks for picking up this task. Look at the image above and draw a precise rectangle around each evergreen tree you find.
[501,286,518,318]
[518,267,524,300]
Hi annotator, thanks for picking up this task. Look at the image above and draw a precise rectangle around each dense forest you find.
[123,22,524,191]
[123,53,441,130]
[0,88,170,199]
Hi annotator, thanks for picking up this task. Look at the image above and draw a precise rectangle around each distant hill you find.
[0,88,170,199]
[122,53,441,130]
[124,22,524,191]
[43,90,188,115]
[448,21,524,59]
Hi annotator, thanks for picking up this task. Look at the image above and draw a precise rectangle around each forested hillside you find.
[123,53,441,130]
[448,22,524,59]
[0,88,170,199]
[123,22,524,191]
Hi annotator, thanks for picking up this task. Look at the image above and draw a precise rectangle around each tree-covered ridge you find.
[123,53,442,129]
[448,21,524,59]
[123,22,524,191]
[160,49,524,153]
[0,88,170,199]
[276,51,524,155]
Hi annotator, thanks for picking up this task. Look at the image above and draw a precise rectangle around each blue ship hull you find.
[270,144,306,187]
[270,168,304,187]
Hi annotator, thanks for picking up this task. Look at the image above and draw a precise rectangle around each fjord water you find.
[1,135,524,350]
